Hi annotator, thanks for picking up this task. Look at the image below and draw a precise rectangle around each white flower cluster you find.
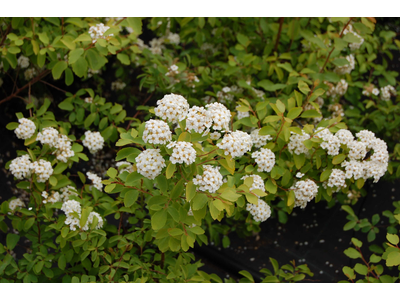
[9,198,25,212]
[242,174,265,194]
[380,85,397,101]
[60,186,78,202]
[326,79,348,99]
[335,129,354,145]
[252,87,265,98]
[292,179,319,209]
[42,191,60,204]
[61,200,81,230]
[9,154,32,179]
[347,141,367,160]
[362,84,380,97]
[82,212,104,231]
[116,161,134,174]
[53,134,75,163]
[210,132,221,140]
[88,23,113,43]
[217,131,252,158]
[15,118,36,140]
[135,149,166,180]
[185,106,212,134]
[36,127,59,147]
[87,172,103,191]
[24,68,36,81]
[31,159,53,183]
[111,80,126,91]
[246,199,271,222]
[314,127,340,156]
[236,105,249,120]
[334,54,355,75]
[206,102,231,131]
[84,97,93,104]
[217,87,234,103]
[17,55,29,68]
[166,32,180,45]
[149,37,165,55]
[193,165,223,193]
[165,64,179,76]
[252,148,275,172]
[250,129,273,148]
[343,24,364,51]
[83,131,104,154]
[142,119,172,145]
[288,130,310,155]
[296,172,305,178]
[327,169,346,192]
[154,94,189,124]
[167,141,196,165]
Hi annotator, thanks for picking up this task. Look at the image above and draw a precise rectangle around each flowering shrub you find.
[0,17,399,283]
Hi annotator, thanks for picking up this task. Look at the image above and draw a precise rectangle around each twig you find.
[0,23,11,47]
[274,17,285,52]
[40,80,68,93]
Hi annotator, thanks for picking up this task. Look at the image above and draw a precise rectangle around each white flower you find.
[88,23,113,43]
[335,129,354,145]
[167,141,197,165]
[166,32,180,45]
[236,105,250,120]
[83,131,104,154]
[15,118,36,140]
[116,161,134,174]
[61,200,82,231]
[246,199,271,222]
[36,127,59,148]
[314,127,340,156]
[135,149,166,180]
[84,97,93,104]
[355,130,375,149]
[217,131,252,159]
[17,55,29,68]
[296,172,304,178]
[142,119,172,145]
[111,80,126,91]
[60,186,78,202]
[252,148,275,172]
[292,179,319,209]
[341,160,364,180]
[206,102,231,131]
[380,85,397,101]
[82,212,104,231]
[327,169,346,191]
[250,128,273,148]
[347,141,367,160]
[185,106,212,134]
[193,165,223,194]
[87,172,103,192]
[210,132,221,140]
[44,191,61,204]
[42,191,48,199]
[9,154,32,180]
[288,130,310,155]
[334,54,355,75]
[241,175,265,194]
[53,134,74,163]
[9,198,25,212]
[24,68,36,81]
[30,159,53,183]
[154,94,189,124]
[165,64,179,76]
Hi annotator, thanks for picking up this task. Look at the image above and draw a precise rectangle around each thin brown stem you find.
[40,80,68,93]
[0,23,11,47]
[274,17,284,52]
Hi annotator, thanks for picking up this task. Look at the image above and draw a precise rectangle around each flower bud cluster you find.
[380,85,397,101]
[246,199,271,222]
[24,68,36,81]
[142,119,172,145]
[9,155,32,180]
[251,148,275,172]
[314,127,340,156]
[217,131,252,158]
[154,94,189,124]
[167,141,197,165]
[292,179,319,209]
[288,130,310,155]
[193,165,223,193]
[9,198,25,212]
[53,134,75,163]
[15,118,36,140]
[185,106,212,134]
[206,102,231,131]
[166,32,180,45]
[325,79,348,99]
[250,129,273,148]
[88,23,113,43]
[135,149,166,180]
[362,84,380,97]
[334,54,355,75]
[87,172,103,191]
[83,131,104,154]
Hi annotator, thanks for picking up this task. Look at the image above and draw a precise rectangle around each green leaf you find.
[6,122,19,130]
[342,266,355,280]
[38,32,49,45]
[300,110,322,119]
[52,61,68,80]
[64,68,74,86]
[220,188,241,201]
[320,169,332,182]
[80,207,92,228]
[186,181,196,202]
[287,107,303,120]
[293,153,305,169]
[287,190,295,207]
[192,193,208,210]
[124,189,139,208]
[386,251,400,267]
[387,233,399,245]
[351,238,363,248]
[68,48,84,64]
[35,261,44,273]
[332,154,346,164]
[245,192,258,205]
[151,209,167,230]
[258,80,286,91]
[23,218,35,231]
[84,112,97,128]
[166,161,176,179]
[265,179,277,194]
[58,254,66,270]
[237,33,250,47]
[298,81,310,95]
[117,53,130,65]
[60,35,76,50]
[72,56,88,78]
[239,270,254,283]
[344,247,362,259]
[6,233,20,250]
[85,48,107,70]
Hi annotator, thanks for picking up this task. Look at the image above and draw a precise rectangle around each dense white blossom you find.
[15,118,36,140]
[87,172,103,191]
[362,84,379,97]
[88,23,113,43]
[296,172,305,178]
[292,179,319,209]
[185,106,212,134]
[167,141,197,165]
[135,149,166,180]
[43,191,60,204]
[355,130,375,149]
[61,200,81,231]
[36,127,59,148]
[341,160,364,180]
[206,102,231,131]
[334,54,355,75]
[83,131,104,154]
[154,94,189,124]
[380,85,397,101]
[9,198,25,212]
[60,186,78,202]
[217,131,252,158]
[335,129,354,145]
[246,199,271,222]
[347,141,367,160]
[314,127,340,156]
[165,64,179,76]
[250,129,273,148]
[252,148,275,172]
[30,159,53,183]
[53,134,74,162]
[327,169,346,191]
[210,132,221,140]
[166,32,180,44]
[288,130,310,155]
[9,154,32,180]
[17,55,29,68]
[82,212,104,231]
[142,119,172,145]
[193,165,223,193]
[241,175,265,194]
[343,24,364,51]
